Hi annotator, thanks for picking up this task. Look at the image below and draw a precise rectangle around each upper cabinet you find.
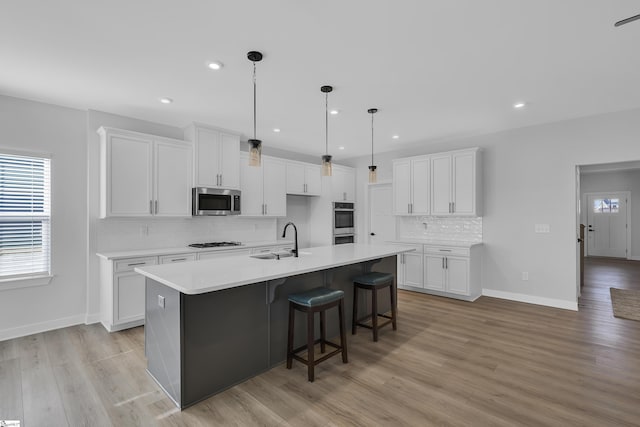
[240,153,287,217]
[98,127,192,218]
[184,123,240,190]
[431,148,481,216]
[392,155,430,215]
[392,148,481,217]
[286,161,322,196]
[331,165,356,202]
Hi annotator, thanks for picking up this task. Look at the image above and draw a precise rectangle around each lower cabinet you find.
[397,243,482,301]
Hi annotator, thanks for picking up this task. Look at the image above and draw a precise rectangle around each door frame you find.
[366,181,394,244]
[583,191,631,260]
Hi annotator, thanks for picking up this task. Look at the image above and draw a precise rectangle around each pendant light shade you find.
[247,51,263,166]
[321,85,333,177]
[368,108,378,183]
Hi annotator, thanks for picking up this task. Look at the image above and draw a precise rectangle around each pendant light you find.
[247,51,263,166]
[321,85,333,176]
[368,108,378,183]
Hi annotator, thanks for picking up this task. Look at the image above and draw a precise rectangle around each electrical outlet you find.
[534,224,550,233]
[522,272,529,281]
[157,295,165,309]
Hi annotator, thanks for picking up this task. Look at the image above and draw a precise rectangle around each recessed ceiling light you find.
[159,97,173,104]
[207,61,224,70]
[338,146,345,150]
[513,102,526,109]
[273,128,280,133]
[330,109,339,115]
[392,135,399,139]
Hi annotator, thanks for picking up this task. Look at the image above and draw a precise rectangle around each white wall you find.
[580,169,640,259]
[0,95,88,340]
[344,108,640,310]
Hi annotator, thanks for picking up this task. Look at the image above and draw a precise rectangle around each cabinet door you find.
[262,157,287,216]
[343,168,356,201]
[154,140,192,217]
[424,255,446,291]
[452,151,475,215]
[286,162,305,195]
[107,135,153,217]
[411,157,430,214]
[115,272,146,323]
[331,168,347,201]
[393,160,411,215]
[194,127,221,188]
[403,252,424,288]
[304,164,322,195]
[431,154,452,215]
[446,257,469,295]
[219,132,240,189]
[239,153,264,216]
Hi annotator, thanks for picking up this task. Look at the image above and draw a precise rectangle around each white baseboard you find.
[0,314,85,341]
[629,256,640,261]
[482,289,578,311]
[84,312,101,325]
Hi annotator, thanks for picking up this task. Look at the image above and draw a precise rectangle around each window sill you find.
[0,274,54,291]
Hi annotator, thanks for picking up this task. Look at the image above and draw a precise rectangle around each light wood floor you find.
[2,259,640,426]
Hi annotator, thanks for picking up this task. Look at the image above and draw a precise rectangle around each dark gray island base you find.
[144,256,396,409]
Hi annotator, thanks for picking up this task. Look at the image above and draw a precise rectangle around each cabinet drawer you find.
[198,249,251,260]
[159,253,197,264]
[115,257,158,273]
[423,246,470,257]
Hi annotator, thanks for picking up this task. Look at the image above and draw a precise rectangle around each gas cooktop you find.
[188,241,243,248]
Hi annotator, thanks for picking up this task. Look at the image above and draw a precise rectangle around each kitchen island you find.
[135,243,415,409]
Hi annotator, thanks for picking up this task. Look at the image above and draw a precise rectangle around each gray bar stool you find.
[352,272,397,342]
[286,287,348,382]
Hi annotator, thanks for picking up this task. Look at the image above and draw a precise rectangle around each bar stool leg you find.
[390,283,397,331]
[338,299,348,363]
[352,285,358,335]
[286,302,294,369]
[320,310,326,353]
[307,309,315,382]
[371,286,379,342]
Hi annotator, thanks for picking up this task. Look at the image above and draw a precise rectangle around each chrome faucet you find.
[282,222,298,257]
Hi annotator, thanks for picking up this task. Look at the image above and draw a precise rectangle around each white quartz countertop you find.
[96,240,294,260]
[135,243,416,295]
[388,239,483,248]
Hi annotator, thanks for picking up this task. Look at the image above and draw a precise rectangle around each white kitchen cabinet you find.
[423,245,480,299]
[331,165,356,202]
[159,253,197,264]
[286,161,321,196]
[100,256,157,332]
[98,127,192,218]
[398,247,424,289]
[392,155,430,215]
[184,123,240,189]
[240,153,287,217]
[431,148,481,216]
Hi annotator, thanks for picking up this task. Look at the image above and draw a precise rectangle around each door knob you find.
[370,232,376,236]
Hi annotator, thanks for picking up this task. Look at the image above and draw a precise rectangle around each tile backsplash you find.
[397,216,482,242]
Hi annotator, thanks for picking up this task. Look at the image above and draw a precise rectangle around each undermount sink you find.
[250,251,311,260]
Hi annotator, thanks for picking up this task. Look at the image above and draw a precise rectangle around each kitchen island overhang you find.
[135,243,415,409]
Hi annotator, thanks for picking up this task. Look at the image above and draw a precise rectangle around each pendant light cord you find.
[371,112,374,166]
[325,92,329,156]
[253,61,257,140]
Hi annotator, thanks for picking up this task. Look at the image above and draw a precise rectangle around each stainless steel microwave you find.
[192,187,241,216]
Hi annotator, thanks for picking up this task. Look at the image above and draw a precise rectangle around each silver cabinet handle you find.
[343,192,346,201]
[128,262,146,267]
[408,203,410,214]
[155,200,158,214]
[439,249,452,252]
[220,174,223,186]
[150,200,153,214]
[445,257,448,269]
[411,203,413,213]
[265,204,267,215]
[171,258,186,262]
[452,202,455,213]
[442,257,444,269]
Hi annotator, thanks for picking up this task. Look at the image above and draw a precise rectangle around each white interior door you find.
[369,183,395,244]
[586,192,628,258]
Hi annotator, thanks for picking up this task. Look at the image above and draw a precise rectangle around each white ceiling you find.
[2,1,639,159]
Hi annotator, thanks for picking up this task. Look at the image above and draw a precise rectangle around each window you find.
[0,153,51,280]
[593,198,619,213]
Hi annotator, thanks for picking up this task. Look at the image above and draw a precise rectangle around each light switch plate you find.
[157,295,165,309]
[535,224,550,233]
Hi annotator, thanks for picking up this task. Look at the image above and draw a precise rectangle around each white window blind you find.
[0,153,51,280]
